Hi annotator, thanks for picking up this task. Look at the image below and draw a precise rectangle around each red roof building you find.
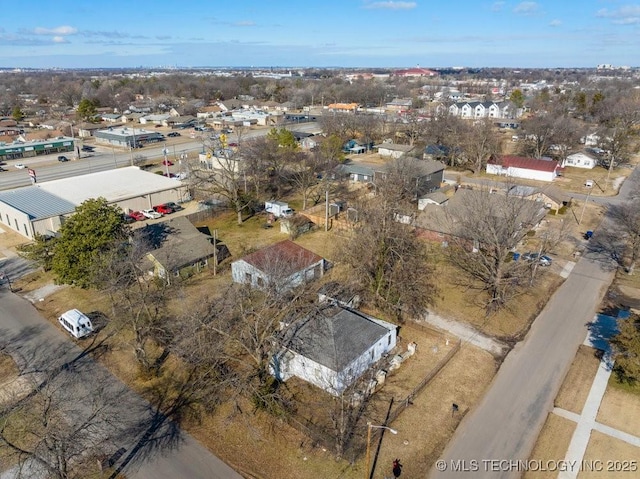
[487,156,562,182]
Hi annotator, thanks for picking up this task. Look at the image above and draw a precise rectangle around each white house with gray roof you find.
[272,305,397,396]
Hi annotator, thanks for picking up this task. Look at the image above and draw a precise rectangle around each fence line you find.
[285,338,463,462]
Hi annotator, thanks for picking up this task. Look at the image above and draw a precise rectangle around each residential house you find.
[374,143,415,159]
[375,157,445,199]
[423,144,450,162]
[449,101,511,119]
[140,216,227,284]
[231,240,325,292]
[562,151,599,169]
[338,162,376,182]
[76,123,104,138]
[415,188,547,245]
[139,114,171,126]
[418,190,449,210]
[121,112,146,123]
[101,113,122,124]
[508,185,569,213]
[272,303,397,396]
[486,155,562,182]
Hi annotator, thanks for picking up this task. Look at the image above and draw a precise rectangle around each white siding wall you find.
[486,164,555,182]
[276,327,397,396]
[231,259,324,291]
[0,204,34,238]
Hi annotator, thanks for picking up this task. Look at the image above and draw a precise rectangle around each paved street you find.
[430,168,639,478]
[0,289,241,479]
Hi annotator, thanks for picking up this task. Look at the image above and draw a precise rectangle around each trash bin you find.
[585,231,593,240]
[512,252,520,261]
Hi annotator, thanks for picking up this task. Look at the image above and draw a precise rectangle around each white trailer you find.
[265,201,294,218]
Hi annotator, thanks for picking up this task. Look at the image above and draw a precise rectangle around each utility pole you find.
[325,190,329,232]
[578,184,593,225]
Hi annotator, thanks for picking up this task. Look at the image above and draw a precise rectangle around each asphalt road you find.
[0,289,242,479]
[0,122,321,191]
[430,169,639,478]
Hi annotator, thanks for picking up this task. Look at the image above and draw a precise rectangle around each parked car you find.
[522,252,552,266]
[153,204,173,215]
[163,172,177,178]
[142,208,162,219]
[539,255,553,266]
[58,155,69,162]
[14,163,26,169]
[167,132,181,137]
[164,201,183,212]
[81,145,95,152]
[162,159,174,166]
[122,213,135,224]
[128,211,146,221]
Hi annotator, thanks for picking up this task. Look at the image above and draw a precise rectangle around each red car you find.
[153,204,173,215]
[129,211,146,221]
[162,159,174,166]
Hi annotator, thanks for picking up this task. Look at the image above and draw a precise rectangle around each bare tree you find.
[610,199,640,274]
[190,137,256,225]
[441,188,546,313]
[338,194,437,320]
[95,235,173,376]
[459,118,501,174]
[0,363,128,479]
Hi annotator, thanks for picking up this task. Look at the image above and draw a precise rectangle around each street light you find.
[365,422,398,479]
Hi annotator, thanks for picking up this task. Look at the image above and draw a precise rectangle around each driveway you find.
[0,290,241,479]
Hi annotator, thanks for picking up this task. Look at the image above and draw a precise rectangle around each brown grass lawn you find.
[432,255,565,339]
[0,354,18,384]
[580,431,640,479]
[554,345,601,414]
[524,413,576,479]
[596,377,640,438]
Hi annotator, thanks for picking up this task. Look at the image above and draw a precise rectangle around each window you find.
[245,272,251,283]
[388,335,391,345]
[370,349,374,360]
[256,276,264,287]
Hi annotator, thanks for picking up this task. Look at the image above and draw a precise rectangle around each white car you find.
[14,163,26,169]
[142,208,162,219]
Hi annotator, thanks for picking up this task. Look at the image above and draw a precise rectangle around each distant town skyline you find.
[0,0,638,69]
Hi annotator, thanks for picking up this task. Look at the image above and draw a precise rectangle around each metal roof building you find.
[94,127,164,148]
[0,136,75,162]
[0,167,187,239]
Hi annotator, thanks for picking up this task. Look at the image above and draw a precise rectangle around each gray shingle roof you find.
[286,306,390,372]
[0,186,76,220]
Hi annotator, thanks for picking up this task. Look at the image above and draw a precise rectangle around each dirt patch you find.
[524,413,576,479]
[580,430,640,479]
[596,378,640,438]
[555,345,602,414]
[0,354,18,384]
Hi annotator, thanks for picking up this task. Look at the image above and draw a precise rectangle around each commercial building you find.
[0,136,74,162]
[0,167,187,239]
[94,127,164,148]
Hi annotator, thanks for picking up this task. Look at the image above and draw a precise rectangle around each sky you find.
[0,0,638,69]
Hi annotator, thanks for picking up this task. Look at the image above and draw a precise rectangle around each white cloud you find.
[549,19,562,27]
[491,1,506,12]
[52,36,68,43]
[597,6,640,25]
[364,1,417,10]
[33,26,77,36]
[513,2,539,15]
